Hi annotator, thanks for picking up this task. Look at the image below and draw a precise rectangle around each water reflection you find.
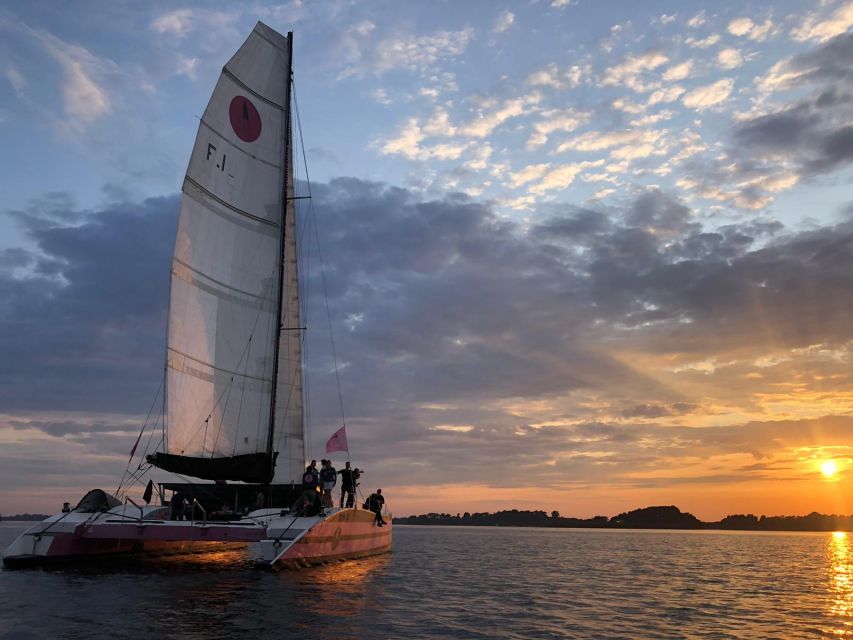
[289,555,391,618]
[828,532,853,635]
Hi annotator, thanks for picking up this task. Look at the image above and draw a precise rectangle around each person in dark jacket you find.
[302,460,319,490]
[338,461,358,508]
[366,489,386,526]
[170,490,188,521]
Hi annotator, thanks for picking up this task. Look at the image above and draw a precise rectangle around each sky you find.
[1,0,853,520]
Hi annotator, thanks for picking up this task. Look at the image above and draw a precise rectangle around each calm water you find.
[0,521,850,639]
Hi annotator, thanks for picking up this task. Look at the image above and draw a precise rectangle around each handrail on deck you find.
[125,496,144,523]
[191,499,207,526]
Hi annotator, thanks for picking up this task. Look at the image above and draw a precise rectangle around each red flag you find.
[325,425,348,454]
[128,424,145,464]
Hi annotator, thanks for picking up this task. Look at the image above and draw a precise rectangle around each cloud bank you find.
[2,179,853,516]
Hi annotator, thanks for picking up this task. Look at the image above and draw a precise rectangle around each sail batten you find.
[152,24,304,484]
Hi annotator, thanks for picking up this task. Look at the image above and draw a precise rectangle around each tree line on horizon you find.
[392,505,853,532]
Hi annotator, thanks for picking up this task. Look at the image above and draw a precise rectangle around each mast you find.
[266,31,294,466]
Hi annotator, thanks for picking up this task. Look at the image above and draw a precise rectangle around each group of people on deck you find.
[297,459,386,525]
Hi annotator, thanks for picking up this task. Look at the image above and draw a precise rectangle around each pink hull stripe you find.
[43,537,237,559]
[77,523,265,543]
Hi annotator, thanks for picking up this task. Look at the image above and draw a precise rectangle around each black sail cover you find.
[147,452,277,484]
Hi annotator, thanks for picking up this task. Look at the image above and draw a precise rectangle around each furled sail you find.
[148,22,303,484]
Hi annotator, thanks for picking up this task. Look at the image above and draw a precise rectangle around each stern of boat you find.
[251,507,391,569]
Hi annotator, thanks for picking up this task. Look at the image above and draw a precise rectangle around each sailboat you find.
[2,22,391,569]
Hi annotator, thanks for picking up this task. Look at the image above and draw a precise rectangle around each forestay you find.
[151,22,303,484]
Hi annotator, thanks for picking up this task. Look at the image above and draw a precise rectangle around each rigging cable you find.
[115,378,163,498]
[292,80,348,443]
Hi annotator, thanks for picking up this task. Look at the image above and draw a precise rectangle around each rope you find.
[116,379,163,497]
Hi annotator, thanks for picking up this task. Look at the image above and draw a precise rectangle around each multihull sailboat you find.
[3,23,391,569]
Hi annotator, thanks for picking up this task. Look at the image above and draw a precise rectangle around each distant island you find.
[0,514,50,522]
[393,505,853,532]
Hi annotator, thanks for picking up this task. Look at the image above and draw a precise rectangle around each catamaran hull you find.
[3,507,391,569]
[252,508,392,569]
[2,507,264,569]
[2,536,241,569]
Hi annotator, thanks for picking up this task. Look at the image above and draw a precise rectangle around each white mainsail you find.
[158,22,303,483]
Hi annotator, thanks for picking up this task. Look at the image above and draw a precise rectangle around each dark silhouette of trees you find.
[393,505,853,531]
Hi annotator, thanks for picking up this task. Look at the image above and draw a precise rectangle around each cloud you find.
[493,9,515,34]
[378,93,538,164]
[458,93,540,138]
[527,63,585,90]
[380,117,425,158]
[792,1,853,43]
[378,109,470,161]
[647,85,685,105]
[758,30,853,94]
[463,143,493,171]
[748,19,775,42]
[338,24,474,78]
[662,61,692,82]
[526,108,589,148]
[728,16,774,41]
[149,8,240,49]
[557,129,665,154]
[727,17,754,37]
[371,88,393,105]
[682,78,734,110]
[528,160,605,194]
[26,28,117,131]
[602,50,669,92]
[5,180,853,512]
[175,56,200,79]
[508,163,551,188]
[733,32,853,178]
[685,33,721,49]
[4,65,26,95]
[612,96,646,114]
[717,48,744,70]
[151,9,195,37]
[0,195,176,412]
[687,11,706,28]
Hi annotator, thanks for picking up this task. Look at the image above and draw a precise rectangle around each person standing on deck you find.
[170,490,187,521]
[302,460,319,491]
[320,459,337,508]
[338,461,357,508]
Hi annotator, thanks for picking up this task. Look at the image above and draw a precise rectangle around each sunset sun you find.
[822,460,839,478]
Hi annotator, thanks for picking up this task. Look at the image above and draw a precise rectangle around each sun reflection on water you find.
[289,555,391,618]
[828,531,853,635]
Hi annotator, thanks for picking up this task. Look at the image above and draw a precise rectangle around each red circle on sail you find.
[229,95,262,142]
